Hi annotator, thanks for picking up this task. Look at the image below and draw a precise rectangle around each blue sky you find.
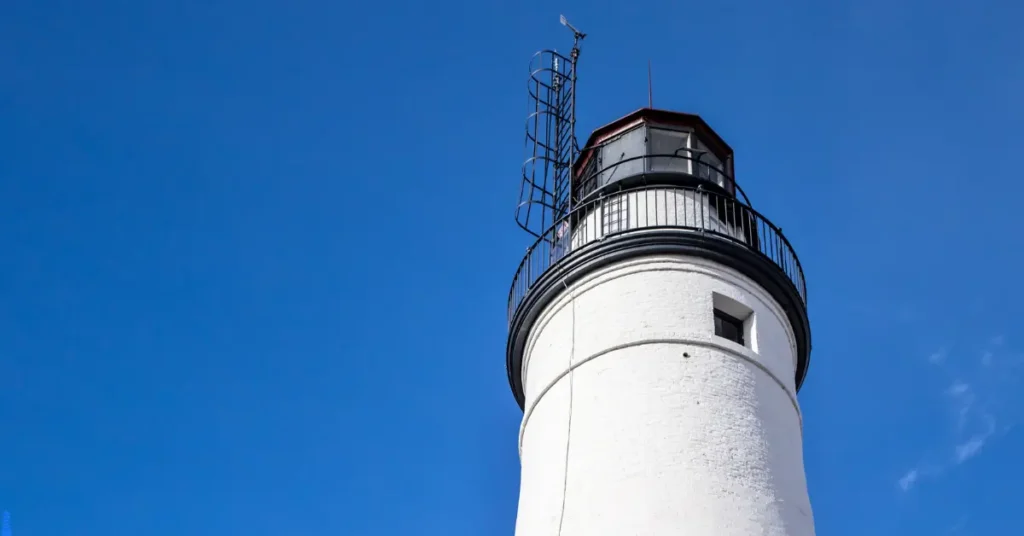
[1,0,1023,534]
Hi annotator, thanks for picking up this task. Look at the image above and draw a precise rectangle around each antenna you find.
[559,14,587,42]
[648,60,653,108]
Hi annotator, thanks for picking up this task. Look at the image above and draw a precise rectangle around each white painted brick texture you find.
[515,256,814,536]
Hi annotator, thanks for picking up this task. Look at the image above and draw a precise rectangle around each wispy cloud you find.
[897,469,918,491]
[945,379,975,432]
[944,515,969,534]
[953,435,986,463]
[945,380,969,397]
[896,462,942,492]
[953,414,996,464]
[898,336,1018,491]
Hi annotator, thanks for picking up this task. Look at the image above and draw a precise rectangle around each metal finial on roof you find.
[648,60,654,108]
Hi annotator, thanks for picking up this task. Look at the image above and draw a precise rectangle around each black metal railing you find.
[507,181,807,325]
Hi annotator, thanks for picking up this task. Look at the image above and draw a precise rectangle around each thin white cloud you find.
[946,380,969,397]
[897,469,919,491]
[945,515,969,534]
[945,380,975,432]
[954,435,986,463]
[898,337,1015,491]
[954,414,996,464]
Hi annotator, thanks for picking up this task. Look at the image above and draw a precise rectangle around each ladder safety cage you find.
[515,18,584,244]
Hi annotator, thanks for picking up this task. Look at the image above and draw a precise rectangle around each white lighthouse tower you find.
[508,22,814,536]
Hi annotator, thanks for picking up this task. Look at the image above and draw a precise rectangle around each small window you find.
[602,195,629,234]
[714,309,745,346]
[712,292,755,350]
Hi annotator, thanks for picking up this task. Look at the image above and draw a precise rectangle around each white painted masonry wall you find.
[515,255,814,536]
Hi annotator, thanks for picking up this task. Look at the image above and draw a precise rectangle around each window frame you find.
[713,308,745,346]
[602,194,629,235]
[646,125,693,175]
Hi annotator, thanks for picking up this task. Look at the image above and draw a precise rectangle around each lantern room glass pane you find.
[692,135,730,192]
[647,128,692,175]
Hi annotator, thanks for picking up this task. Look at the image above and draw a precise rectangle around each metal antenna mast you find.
[557,15,585,217]
[648,60,654,108]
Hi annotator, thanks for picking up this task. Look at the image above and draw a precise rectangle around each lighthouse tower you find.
[507,22,814,536]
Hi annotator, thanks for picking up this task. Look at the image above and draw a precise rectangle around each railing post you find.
[525,246,531,287]
[697,184,705,234]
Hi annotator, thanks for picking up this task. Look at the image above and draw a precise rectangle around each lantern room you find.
[572,108,736,202]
